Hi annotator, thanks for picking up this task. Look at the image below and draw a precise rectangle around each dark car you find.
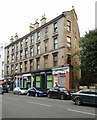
[47,87,71,100]
[71,88,97,106]
[3,86,9,93]
[27,87,47,97]
[0,87,4,95]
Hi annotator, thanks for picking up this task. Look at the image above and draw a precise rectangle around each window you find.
[7,66,9,74]
[20,62,22,72]
[11,54,14,62]
[11,65,14,74]
[25,48,28,58]
[20,50,23,60]
[37,45,40,55]
[7,56,9,64]
[16,52,18,61]
[67,20,71,32]
[44,55,48,68]
[16,43,18,51]
[20,41,23,49]
[67,54,71,65]
[54,37,58,49]
[67,36,71,48]
[45,42,48,52]
[54,22,57,32]
[53,53,58,67]
[30,59,33,71]
[25,38,28,46]
[24,61,27,71]
[45,27,48,38]
[31,35,34,44]
[37,32,40,41]
[30,47,34,57]
[36,58,40,69]
[7,48,9,55]
[12,45,14,53]
[15,64,18,73]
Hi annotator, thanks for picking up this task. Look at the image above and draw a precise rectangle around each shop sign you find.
[23,73,31,77]
[52,67,69,75]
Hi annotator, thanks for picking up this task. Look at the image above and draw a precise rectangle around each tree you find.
[80,29,97,86]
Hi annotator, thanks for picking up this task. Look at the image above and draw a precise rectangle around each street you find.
[2,93,96,119]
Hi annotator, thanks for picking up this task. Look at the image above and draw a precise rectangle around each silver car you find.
[13,87,28,95]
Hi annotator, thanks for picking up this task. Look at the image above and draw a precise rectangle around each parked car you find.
[0,87,4,95]
[27,87,47,97]
[71,88,97,106]
[47,87,71,100]
[3,86,9,93]
[13,87,28,95]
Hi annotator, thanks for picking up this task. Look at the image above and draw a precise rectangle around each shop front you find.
[22,73,31,89]
[5,76,15,90]
[15,73,32,89]
[32,69,52,90]
[52,66,70,90]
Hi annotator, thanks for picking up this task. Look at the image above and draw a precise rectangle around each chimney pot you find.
[29,23,34,32]
[34,19,39,29]
[41,14,46,26]
[14,33,18,40]
[10,36,14,43]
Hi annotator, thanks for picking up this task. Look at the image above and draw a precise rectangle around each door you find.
[41,74,46,90]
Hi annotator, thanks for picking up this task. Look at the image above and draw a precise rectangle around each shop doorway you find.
[41,74,46,90]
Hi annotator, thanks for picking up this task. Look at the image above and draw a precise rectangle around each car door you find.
[79,89,91,104]
[52,87,59,98]
[90,89,97,105]
[30,88,36,96]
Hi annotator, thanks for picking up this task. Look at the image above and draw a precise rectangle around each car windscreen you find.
[59,88,67,91]
[20,88,27,90]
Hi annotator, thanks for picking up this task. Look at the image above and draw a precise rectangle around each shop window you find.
[36,76,40,88]
[47,75,52,89]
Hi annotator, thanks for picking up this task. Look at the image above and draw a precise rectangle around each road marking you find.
[27,101,51,107]
[67,109,96,116]
[3,96,18,101]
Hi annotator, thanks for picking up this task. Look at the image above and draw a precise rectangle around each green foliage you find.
[80,29,97,85]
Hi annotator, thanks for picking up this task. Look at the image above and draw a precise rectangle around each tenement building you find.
[4,7,81,90]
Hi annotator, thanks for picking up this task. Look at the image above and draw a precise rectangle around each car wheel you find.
[60,94,64,100]
[75,98,82,105]
[18,92,21,95]
[27,92,30,96]
[35,93,38,97]
[47,93,51,98]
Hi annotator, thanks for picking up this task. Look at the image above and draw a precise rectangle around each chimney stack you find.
[14,33,18,40]
[41,14,46,26]
[10,36,14,43]
[34,19,39,29]
[29,23,34,32]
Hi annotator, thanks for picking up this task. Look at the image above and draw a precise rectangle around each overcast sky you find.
[0,0,96,44]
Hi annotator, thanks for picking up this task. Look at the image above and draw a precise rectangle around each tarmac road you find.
[2,93,96,119]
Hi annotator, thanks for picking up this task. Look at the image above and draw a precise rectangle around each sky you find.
[0,0,96,44]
